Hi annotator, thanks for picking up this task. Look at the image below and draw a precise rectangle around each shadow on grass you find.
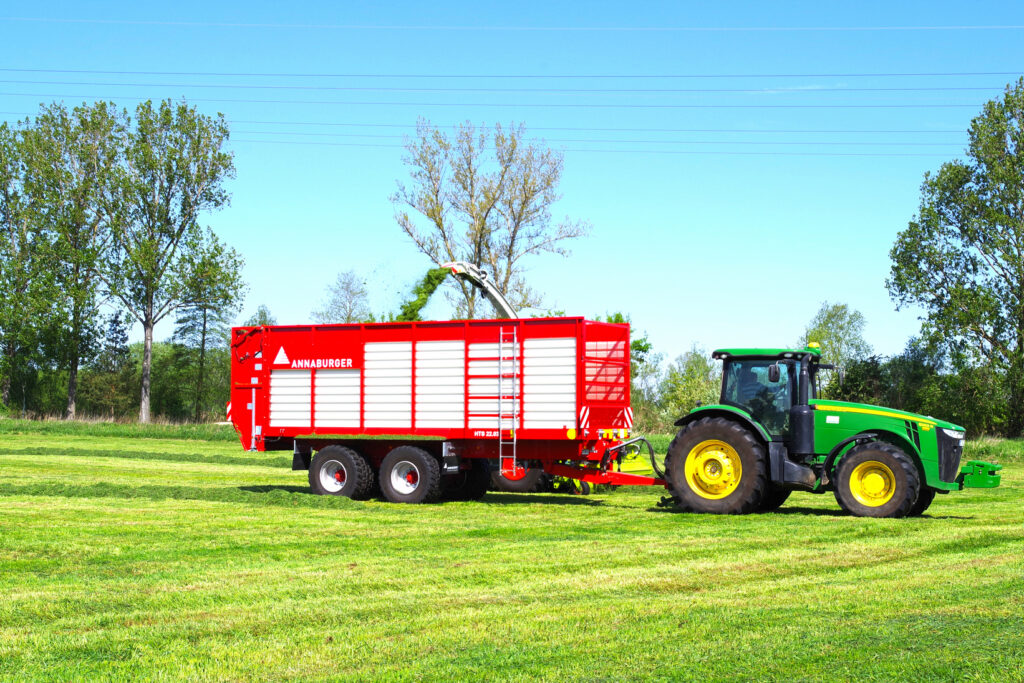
[0,481,362,510]
[647,504,974,519]
[483,493,605,507]
[1,446,291,469]
[240,485,311,495]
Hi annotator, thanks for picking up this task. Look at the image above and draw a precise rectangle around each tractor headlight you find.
[941,428,965,440]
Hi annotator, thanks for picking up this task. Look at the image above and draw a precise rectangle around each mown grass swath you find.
[0,423,1021,680]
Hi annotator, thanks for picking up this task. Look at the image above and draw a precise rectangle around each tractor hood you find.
[811,399,966,433]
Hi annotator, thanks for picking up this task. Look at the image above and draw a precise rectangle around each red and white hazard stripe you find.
[226,401,232,419]
[579,406,590,429]
[623,407,633,429]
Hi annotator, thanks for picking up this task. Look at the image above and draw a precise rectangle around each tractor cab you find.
[714,345,824,442]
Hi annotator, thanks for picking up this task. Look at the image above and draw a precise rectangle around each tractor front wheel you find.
[908,486,937,517]
[833,442,920,518]
[665,417,768,514]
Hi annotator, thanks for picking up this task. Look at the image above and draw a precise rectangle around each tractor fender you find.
[826,429,922,479]
[673,406,771,445]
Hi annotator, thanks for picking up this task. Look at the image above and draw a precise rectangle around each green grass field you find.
[1,424,1022,681]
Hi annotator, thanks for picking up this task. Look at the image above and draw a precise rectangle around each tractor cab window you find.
[721,359,798,436]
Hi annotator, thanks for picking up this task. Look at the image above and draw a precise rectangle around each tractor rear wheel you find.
[665,417,768,514]
[908,486,937,516]
[379,446,443,504]
[309,446,375,499]
[758,484,792,512]
[833,442,920,518]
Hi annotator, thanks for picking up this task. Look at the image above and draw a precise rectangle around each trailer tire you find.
[907,486,936,517]
[379,446,443,504]
[665,417,767,514]
[309,446,374,499]
[834,442,920,518]
[444,460,491,501]
[758,484,792,512]
[491,466,551,493]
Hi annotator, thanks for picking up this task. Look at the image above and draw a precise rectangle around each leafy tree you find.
[313,269,371,323]
[600,312,664,433]
[173,230,244,420]
[392,119,588,318]
[101,99,235,423]
[77,313,134,418]
[24,101,125,418]
[888,78,1024,435]
[660,346,721,423]
[0,121,57,409]
[244,305,276,326]
[801,301,871,394]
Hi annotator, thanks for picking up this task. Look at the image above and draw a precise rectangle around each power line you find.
[0,92,985,109]
[232,129,962,146]
[229,138,955,157]
[2,17,1023,31]
[0,111,970,135]
[229,119,967,134]
[0,78,1007,94]
[1,67,1021,79]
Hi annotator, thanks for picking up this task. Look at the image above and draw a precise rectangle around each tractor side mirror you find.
[767,364,780,383]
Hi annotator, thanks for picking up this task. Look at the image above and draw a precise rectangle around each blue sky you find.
[2,1,1023,365]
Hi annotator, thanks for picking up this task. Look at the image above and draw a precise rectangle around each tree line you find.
[4,79,1024,434]
[0,99,243,422]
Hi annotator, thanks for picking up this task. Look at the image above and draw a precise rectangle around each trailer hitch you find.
[607,437,662,478]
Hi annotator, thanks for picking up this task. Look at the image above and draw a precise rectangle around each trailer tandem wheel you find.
[379,446,443,504]
[443,459,491,501]
[309,445,375,499]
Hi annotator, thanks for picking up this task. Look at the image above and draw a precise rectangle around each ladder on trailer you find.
[497,326,519,475]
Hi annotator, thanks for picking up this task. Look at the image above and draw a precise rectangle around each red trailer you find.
[229,317,663,502]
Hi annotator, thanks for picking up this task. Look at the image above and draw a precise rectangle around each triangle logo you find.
[273,347,289,365]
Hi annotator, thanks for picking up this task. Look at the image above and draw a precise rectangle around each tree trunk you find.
[65,307,81,419]
[65,353,79,420]
[1008,363,1024,438]
[1,341,12,406]
[139,319,153,423]
[195,308,207,422]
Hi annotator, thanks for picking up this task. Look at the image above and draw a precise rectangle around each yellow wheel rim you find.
[683,440,743,500]
[849,460,896,507]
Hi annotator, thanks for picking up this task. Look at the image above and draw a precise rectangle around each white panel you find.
[523,337,576,430]
[414,341,465,428]
[364,342,412,428]
[314,369,360,428]
[269,370,310,427]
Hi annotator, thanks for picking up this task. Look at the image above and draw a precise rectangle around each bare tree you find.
[392,119,589,318]
[313,270,371,323]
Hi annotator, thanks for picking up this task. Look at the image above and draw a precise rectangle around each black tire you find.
[490,466,551,493]
[908,486,937,517]
[833,442,920,518]
[664,417,768,514]
[443,460,491,501]
[379,446,442,504]
[308,445,375,499]
[758,484,792,512]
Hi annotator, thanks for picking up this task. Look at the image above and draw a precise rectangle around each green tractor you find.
[665,344,1002,517]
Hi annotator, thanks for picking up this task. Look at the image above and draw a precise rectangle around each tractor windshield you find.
[721,359,798,437]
